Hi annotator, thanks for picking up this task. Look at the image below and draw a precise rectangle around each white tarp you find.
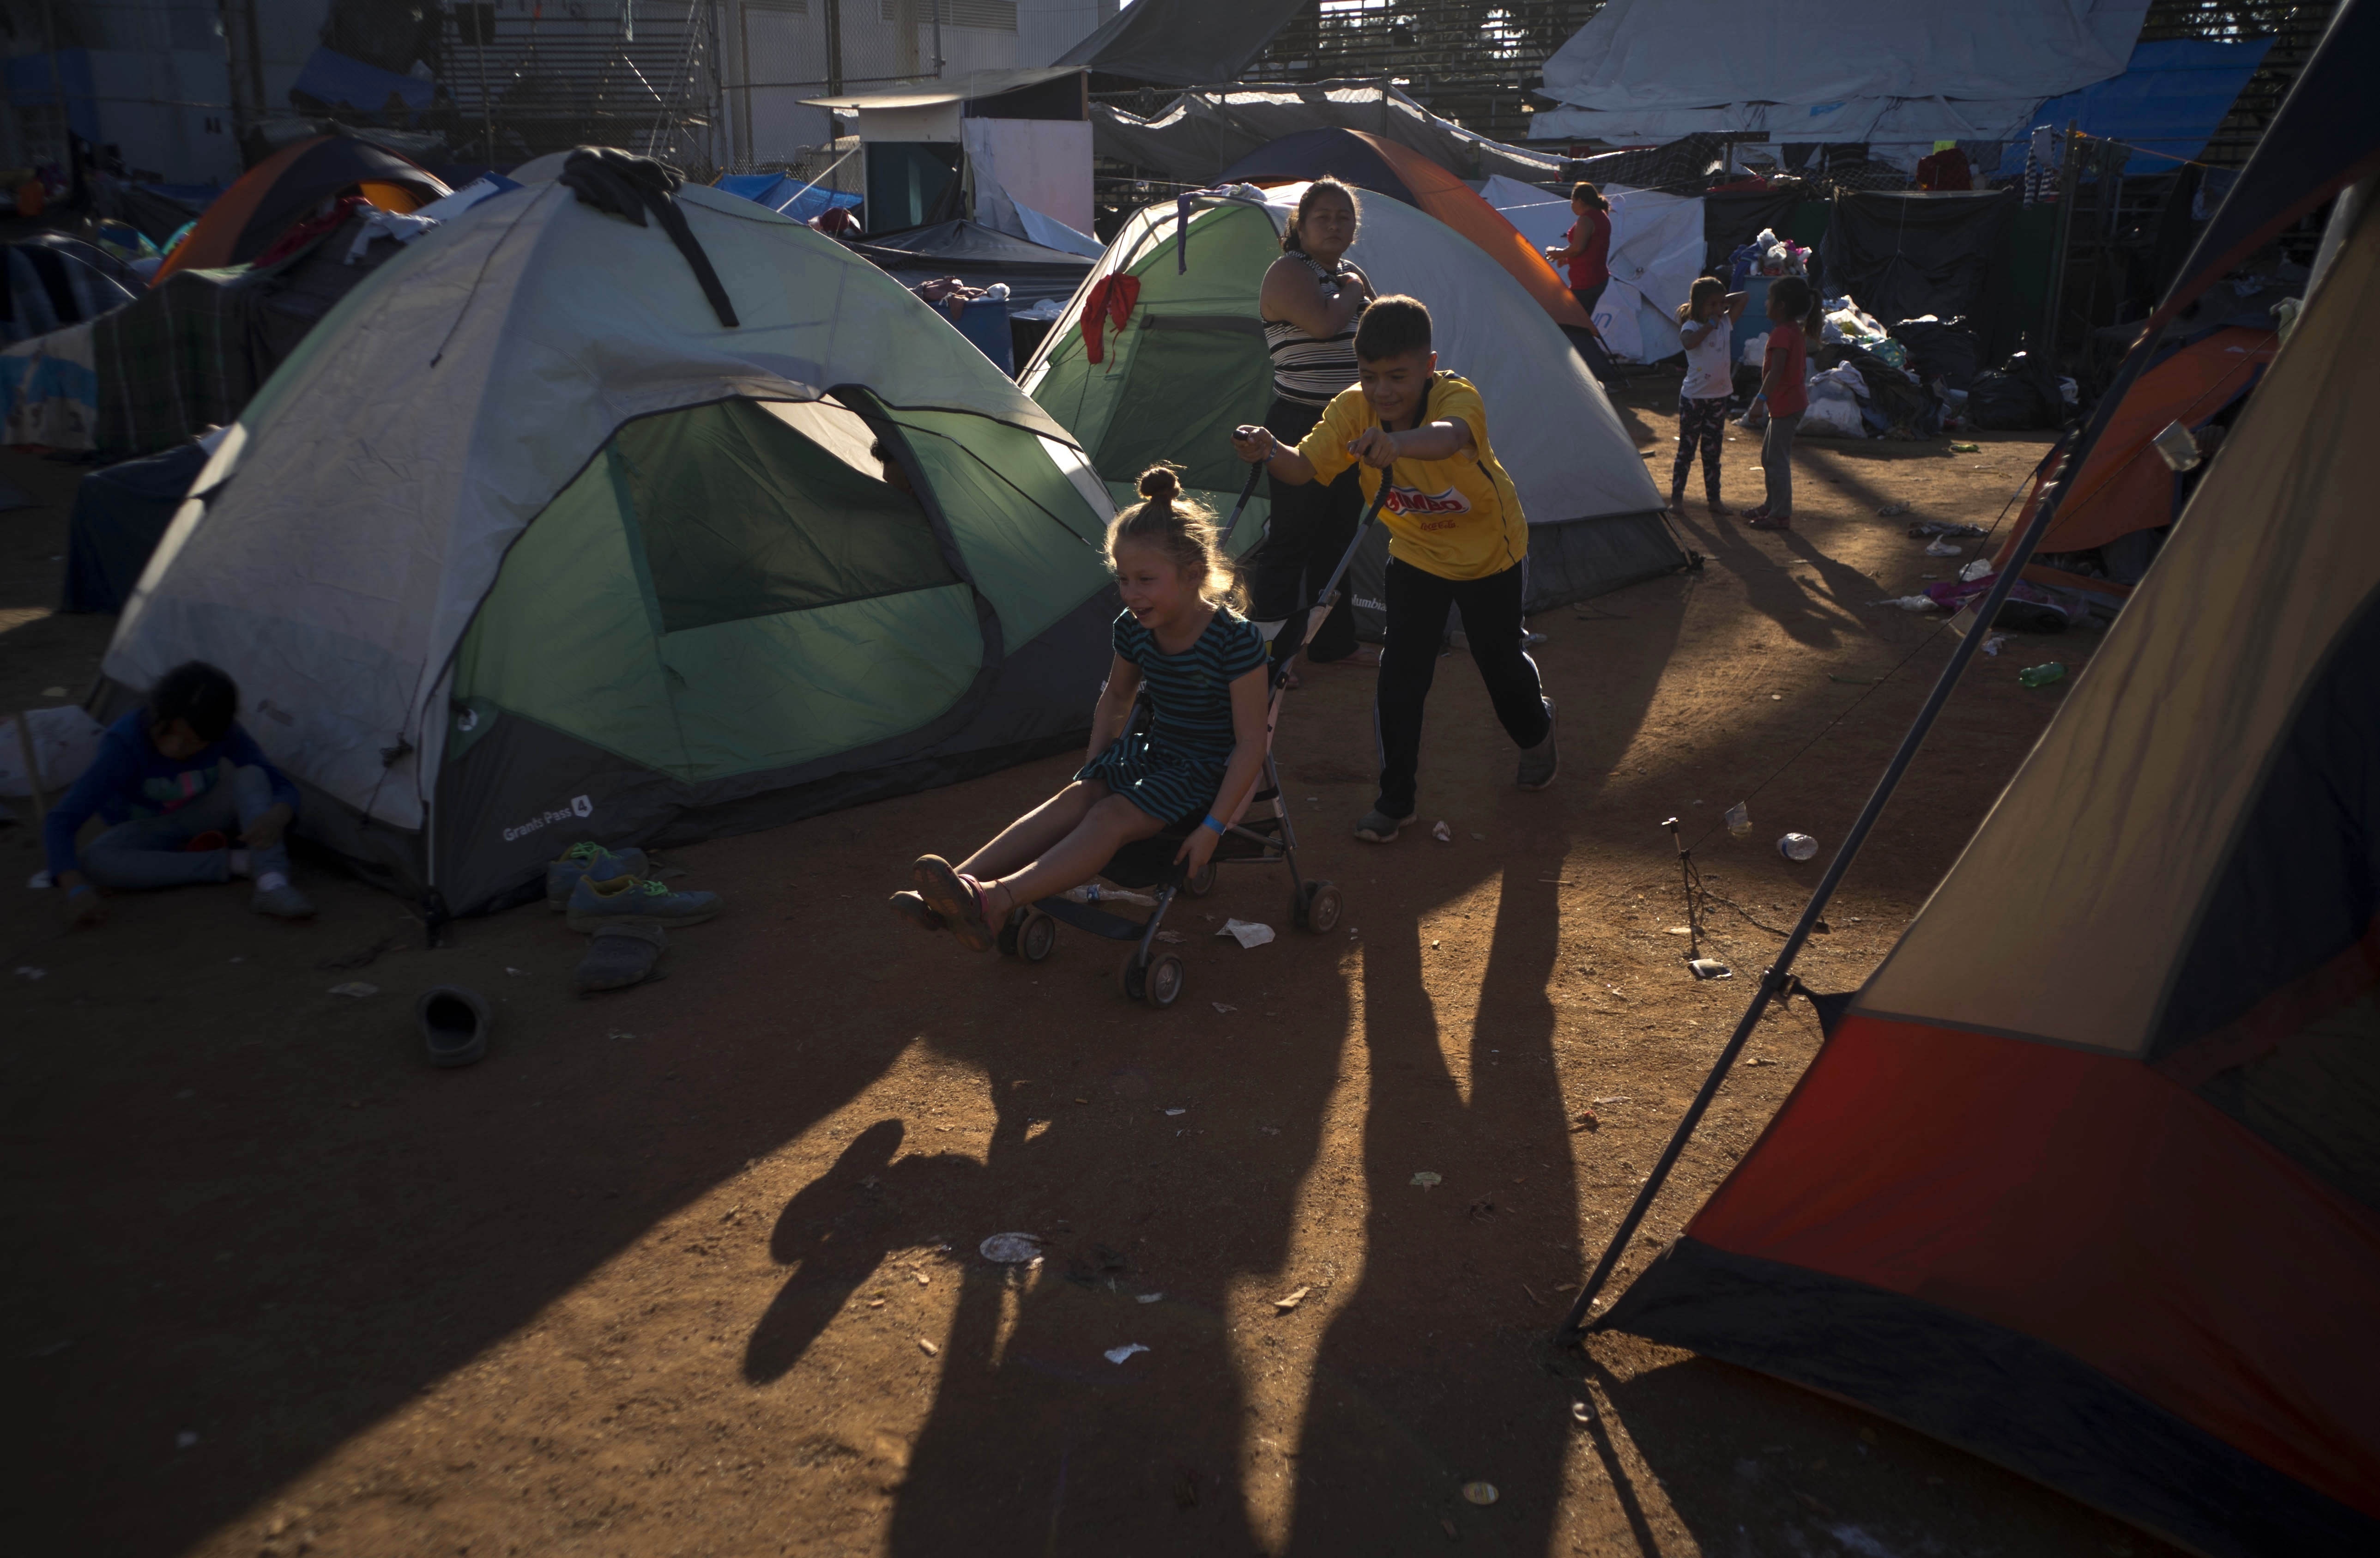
[103,180,1077,831]
[1481,177,1707,364]
[1534,0,2145,146]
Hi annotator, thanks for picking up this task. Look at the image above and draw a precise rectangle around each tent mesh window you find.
[1090,315,1274,498]
[614,400,954,633]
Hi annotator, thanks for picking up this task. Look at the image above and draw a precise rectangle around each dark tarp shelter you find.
[1821,188,2021,355]
[1589,6,2380,1553]
[92,205,415,457]
[1090,81,1563,187]
[849,220,1093,309]
[1055,0,1305,88]
[64,440,209,613]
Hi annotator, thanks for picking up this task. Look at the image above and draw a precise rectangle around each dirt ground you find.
[5,386,2174,1558]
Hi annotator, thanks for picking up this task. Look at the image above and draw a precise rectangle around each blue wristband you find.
[1201,815,1226,836]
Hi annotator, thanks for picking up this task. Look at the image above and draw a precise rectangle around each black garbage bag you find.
[1968,368,2056,429]
[1890,316,1981,388]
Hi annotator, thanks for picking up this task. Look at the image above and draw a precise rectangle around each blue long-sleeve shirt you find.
[43,709,301,879]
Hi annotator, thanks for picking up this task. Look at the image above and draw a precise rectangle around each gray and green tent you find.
[103,167,1118,918]
[1021,186,1680,632]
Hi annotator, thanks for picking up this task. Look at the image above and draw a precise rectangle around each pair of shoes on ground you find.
[1672,487,1733,518]
[1355,699,1559,843]
[550,842,721,994]
[1738,503,1793,531]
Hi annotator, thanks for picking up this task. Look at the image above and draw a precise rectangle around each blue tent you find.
[1999,37,2276,176]
[714,174,863,225]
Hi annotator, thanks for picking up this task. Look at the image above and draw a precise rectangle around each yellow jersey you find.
[1295,373,1527,581]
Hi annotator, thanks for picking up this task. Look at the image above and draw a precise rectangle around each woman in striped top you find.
[900,467,1271,953]
[1252,177,1373,684]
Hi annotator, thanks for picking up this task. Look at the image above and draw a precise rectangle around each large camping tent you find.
[103,165,1118,920]
[1481,176,1706,363]
[1021,187,1677,630]
[1216,129,1590,329]
[1589,3,2380,1548]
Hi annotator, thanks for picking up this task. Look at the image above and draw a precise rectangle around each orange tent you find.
[155,137,448,284]
[1995,324,2275,594]
[1218,128,1590,331]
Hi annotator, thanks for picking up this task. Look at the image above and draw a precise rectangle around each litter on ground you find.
[1104,1343,1149,1364]
[1216,919,1275,948]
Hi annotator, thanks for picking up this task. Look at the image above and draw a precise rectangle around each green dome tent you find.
[1021,187,1683,633]
[104,165,1119,920]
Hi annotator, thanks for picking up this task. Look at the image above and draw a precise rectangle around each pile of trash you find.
[1733,287,2080,441]
[1724,226,1812,285]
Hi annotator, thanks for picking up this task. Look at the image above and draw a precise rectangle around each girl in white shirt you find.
[1673,277,1748,515]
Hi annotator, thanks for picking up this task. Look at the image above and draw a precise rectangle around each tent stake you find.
[1557,430,2080,1345]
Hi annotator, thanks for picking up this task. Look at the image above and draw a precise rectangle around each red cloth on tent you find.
[250,195,370,269]
[1080,274,1141,364]
[1916,149,1973,191]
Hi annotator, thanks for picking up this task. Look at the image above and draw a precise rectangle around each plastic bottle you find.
[1725,802,1752,839]
[2018,662,2067,689]
[1777,833,1818,861]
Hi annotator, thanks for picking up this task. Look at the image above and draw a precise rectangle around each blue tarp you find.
[714,174,863,224]
[290,47,437,121]
[1999,37,2275,176]
[5,50,101,142]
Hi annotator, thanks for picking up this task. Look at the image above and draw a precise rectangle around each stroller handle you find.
[1218,459,1264,551]
[1269,471,1394,703]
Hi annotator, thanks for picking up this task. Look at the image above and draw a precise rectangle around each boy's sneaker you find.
[1517,698,1559,790]
[1354,807,1418,843]
[251,882,317,919]
[546,842,648,909]
[565,873,721,931]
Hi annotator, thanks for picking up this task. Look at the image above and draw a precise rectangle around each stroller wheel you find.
[1184,861,1218,897]
[1018,908,1057,963]
[1143,952,1186,1009]
[1120,952,1148,1003]
[1297,881,1345,934]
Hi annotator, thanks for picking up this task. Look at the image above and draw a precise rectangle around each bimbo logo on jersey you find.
[1382,485,1469,517]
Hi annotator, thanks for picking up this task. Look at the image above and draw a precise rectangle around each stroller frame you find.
[998,475,1391,1007]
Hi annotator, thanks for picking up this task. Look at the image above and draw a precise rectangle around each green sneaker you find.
[546,842,649,909]
[565,873,721,931]
[1354,807,1418,843]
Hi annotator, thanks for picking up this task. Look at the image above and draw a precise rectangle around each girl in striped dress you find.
[900,467,1272,952]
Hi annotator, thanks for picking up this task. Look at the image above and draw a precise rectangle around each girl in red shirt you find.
[1746,275,1823,532]
[1546,182,1613,321]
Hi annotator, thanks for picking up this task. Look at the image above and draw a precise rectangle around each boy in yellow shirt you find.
[1232,294,1556,842]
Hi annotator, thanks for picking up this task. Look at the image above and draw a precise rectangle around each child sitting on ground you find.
[1673,276,1747,515]
[1745,274,1823,532]
[45,660,315,927]
[1230,294,1556,843]
[895,467,1271,950]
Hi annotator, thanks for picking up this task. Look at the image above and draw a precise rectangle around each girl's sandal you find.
[889,890,945,934]
[912,855,997,952]
[1708,500,1733,517]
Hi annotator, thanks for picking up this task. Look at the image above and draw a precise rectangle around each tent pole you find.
[1555,429,2077,1346]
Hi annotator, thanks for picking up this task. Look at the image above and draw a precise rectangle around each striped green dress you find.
[1079,606,1268,824]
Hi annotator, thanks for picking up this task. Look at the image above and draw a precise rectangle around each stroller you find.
[996,476,1390,1007]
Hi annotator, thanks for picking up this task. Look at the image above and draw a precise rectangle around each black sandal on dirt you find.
[912,856,997,952]
[889,889,945,933]
[1746,511,1794,531]
[418,985,493,1068]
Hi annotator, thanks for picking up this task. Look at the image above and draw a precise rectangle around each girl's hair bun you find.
[1137,465,1181,503]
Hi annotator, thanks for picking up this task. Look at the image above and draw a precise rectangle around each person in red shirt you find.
[1545,181,1613,321]
[1745,275,1822,531]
